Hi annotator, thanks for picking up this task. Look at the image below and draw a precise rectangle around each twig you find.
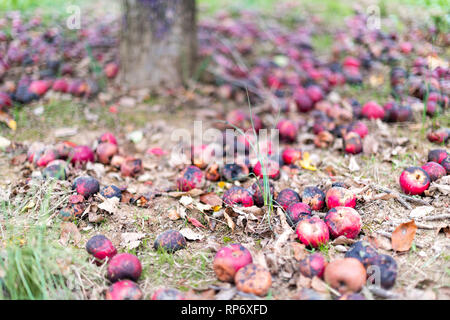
[371,184,430,206]
[387,219,436,230]
[423,214,450,221]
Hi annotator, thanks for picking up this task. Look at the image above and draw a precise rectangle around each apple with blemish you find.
[295,216,330,248]
[399,167,430,195]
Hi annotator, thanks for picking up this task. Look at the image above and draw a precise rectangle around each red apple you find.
[325,187,356,209]
[324,207,361,239]
[399,167,431,195]
[361,101,385,119]
[213,243,253,282]
[295,216,330,248]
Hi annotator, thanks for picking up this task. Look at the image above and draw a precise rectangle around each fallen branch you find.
[371,184,430,206]
[423,213,450,221]
[387,219,436,230]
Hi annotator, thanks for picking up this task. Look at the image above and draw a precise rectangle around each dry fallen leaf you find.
[180,227,204,241]
[179,196,194,207]
[348,156,360,172]
[332,236,356,246]
[428,183,450,195]
[200,192,223,207]
[297,152,317,171]
[168,208,181,220]
[168,188,204,198]
[59,222,81,246]
[88,211,104,223]
[363,134,379,155]
[98,197,119,214]
[223,210,235,232]
[291,242,306,261]
[195,202,213,212]
[121,232,146,249]
[391,220,418,252]
[365,234,392,251]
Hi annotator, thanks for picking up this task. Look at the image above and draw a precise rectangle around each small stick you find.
[388,220,436,230]
[371,185,430,206]
[423,214,450,221]
[414,223,435,230]
[395,197,413,210]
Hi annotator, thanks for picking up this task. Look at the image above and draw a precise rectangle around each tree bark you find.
[120,0,197,89]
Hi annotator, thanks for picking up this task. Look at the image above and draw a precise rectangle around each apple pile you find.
[213,243,272,297]
[25,132,147,221]
[85,234,143,300]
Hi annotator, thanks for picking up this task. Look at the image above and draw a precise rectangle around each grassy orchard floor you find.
[0,0,449,300]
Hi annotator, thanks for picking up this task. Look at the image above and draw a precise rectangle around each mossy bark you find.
[120,0,197,89]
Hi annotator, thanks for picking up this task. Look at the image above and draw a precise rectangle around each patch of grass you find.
[0,0,92,27]
[317,242,330,259]
[1,100,89,141]
[312,34,333,54]
[0,185,102,300]
[145,248,215,288]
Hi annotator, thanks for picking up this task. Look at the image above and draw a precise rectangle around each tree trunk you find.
[120,0,197,89]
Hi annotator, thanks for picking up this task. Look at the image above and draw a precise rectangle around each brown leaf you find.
[291,242,306,261]
[391,220,417,252]
[323,165,336,177]
[168,188,204,198]
[223,210,235,232]
[168,208,181,220]
[365,234,392,251]
[240,206,264,216]
[120,190,134,203]
[200,192,223,207]
[332,236,356,246]
[10,153,27,165]
[59,222,81,246]
[88,211,104,223]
